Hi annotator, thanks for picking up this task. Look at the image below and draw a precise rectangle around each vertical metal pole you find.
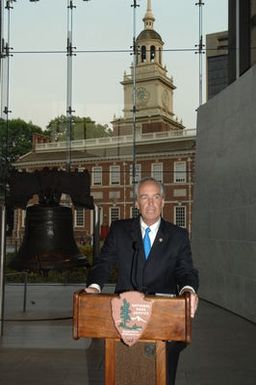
[195,0,204,106]
[93,204,100,263]
[0,0,3,80]
[66,0,75,172]
[23,271,28,313]
[0,0,4,338]
[0,0,12,337]
[131,0,139,212]
[0,205,6,335]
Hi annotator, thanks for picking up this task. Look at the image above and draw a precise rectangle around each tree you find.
[0,118,43,202]
[0,118,43,163]
[45,115,112,142]
[119,298,131,329]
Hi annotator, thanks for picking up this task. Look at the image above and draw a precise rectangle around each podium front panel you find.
[115,341,156,385]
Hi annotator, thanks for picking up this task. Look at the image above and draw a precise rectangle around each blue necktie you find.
[143,227,151,259]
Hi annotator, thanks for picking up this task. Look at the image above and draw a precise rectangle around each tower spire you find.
[143,0,155,30]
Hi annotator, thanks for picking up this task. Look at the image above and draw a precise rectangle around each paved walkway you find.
[0,284,255,385]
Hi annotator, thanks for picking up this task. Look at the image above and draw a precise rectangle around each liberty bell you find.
[8,169,94,273]
[12,204,88,273]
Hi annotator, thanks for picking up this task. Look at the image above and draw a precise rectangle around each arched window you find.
[141,46,146,63]
[150,45,156,62]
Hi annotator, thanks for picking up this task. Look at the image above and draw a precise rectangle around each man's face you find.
[136,181,165,226]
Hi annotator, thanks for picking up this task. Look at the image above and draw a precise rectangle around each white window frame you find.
[174,206,186,228]
[92,166,102,186]
[130,206,139,218]
[151,162,163,182]
[109,207,120,224]
[74,208,85,227]
[21,209,26,228]
[174,161,187,183]
[110,165,120,185]
[98,206,103,227]
[129,163,141,185]
[90,205,103,235]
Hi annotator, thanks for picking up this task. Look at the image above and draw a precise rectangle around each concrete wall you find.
[192,65,256,322]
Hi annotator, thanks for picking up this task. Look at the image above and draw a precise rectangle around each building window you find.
[207,55,228,99]
[92,191,103,200]
[151,163,163,182]
[110,207,120,223]
[150,45,156,62]
[174,161,186,183]
[92,166,102,186]
[129,163,141,185]
[141,45,146,62]
[75,208,84,227]
[110,165,120,185]
[130,207,139,218]
[174,206,186,228]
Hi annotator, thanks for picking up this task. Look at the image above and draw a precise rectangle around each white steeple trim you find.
[143,0,155,30]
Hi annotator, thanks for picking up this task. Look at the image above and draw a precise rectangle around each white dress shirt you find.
[140,217,161,247]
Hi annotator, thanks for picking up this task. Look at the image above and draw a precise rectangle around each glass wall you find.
[0,0,228,284]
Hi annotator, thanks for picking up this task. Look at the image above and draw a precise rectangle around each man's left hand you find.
[190,293,199,318]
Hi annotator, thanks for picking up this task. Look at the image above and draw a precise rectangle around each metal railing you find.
[35,129,197,152]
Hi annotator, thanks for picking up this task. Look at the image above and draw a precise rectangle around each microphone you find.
[132,240,138,251]
[130,240,148,294]
[131,240,140,290]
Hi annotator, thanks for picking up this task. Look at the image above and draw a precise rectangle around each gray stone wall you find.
[192,65,256,322]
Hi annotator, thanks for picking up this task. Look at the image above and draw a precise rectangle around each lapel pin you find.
[159,238,163,243]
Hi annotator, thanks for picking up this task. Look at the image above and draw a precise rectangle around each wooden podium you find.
[73,291,191,385]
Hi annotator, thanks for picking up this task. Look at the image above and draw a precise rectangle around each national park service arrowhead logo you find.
[111,291,152,347]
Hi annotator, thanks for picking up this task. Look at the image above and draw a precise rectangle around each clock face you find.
[136,87,150,104]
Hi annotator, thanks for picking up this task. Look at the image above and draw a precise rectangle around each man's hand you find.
[180,288,199,318]
[84,287,100,294]
[190,293,199,318]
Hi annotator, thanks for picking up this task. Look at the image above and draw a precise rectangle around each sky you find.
[0,0,228,131]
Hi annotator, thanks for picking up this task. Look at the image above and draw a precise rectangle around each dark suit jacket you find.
[87,216,199,295]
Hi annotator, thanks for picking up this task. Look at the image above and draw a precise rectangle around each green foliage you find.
[4,242,119,285]
[0,118,43,162]
[5,268,87,284]
[45,115,112,142]
[5,252,88,283]
[79,244,93,266]
[0,118,43,194]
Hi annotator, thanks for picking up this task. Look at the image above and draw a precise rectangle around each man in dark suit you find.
[86,176,199,384]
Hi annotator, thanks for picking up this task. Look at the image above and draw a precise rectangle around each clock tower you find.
[112,0,185,135]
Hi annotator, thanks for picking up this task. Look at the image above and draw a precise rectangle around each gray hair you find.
[135,177,165,199]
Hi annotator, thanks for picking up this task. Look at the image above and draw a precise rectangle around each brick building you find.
[12,0,196,246]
